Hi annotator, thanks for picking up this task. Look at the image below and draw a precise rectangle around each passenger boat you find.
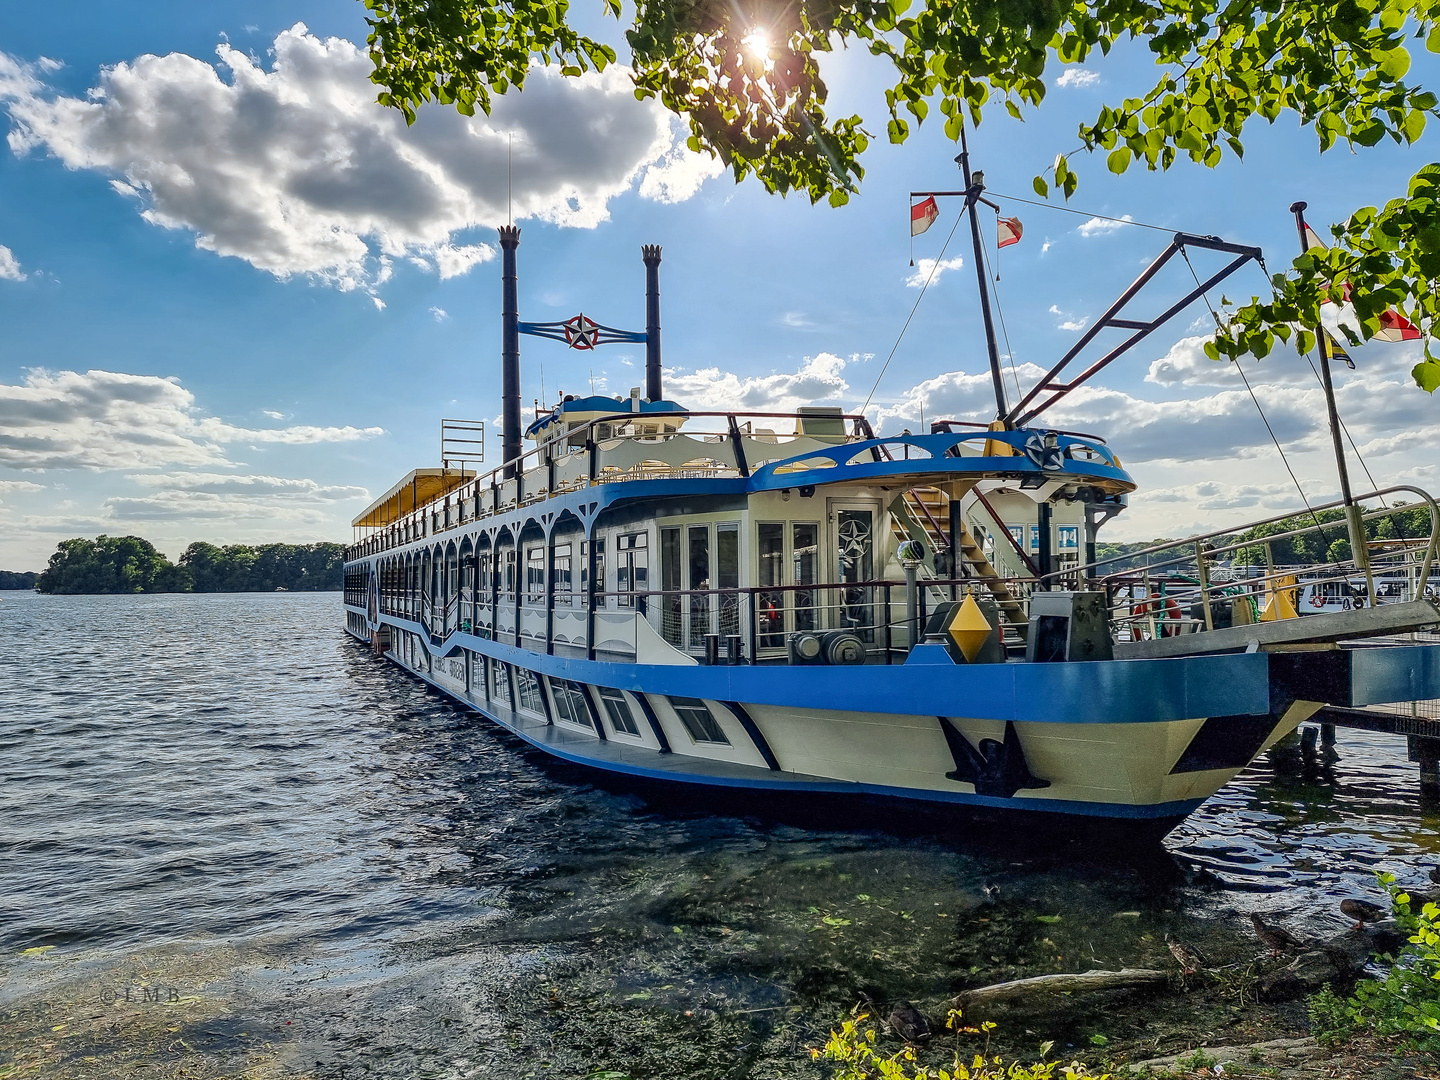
[343,206,1440,839]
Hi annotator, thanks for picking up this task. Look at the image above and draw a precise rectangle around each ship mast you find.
[1289,201,1374,603]
[956,126,1009,423]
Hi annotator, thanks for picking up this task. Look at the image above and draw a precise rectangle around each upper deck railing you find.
[345,409,1115,562]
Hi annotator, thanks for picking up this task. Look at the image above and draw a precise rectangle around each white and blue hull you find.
[344,606,1440,835]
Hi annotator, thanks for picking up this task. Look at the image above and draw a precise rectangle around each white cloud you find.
[1077,214,1134,237]
[0,368,383,470]
[0,479,43,494]
[0,244,24,280]
[1055,68,1100,89]
[428,243,494,280]
[637,123,725,204]
[429,306,449,322]
[1040,238,1052,254]
[105,471,369,522]
[261,409,286,419]
[1048,304,1089,332]
[905,256,964,288]
[667,352,854,412]
[780,311,813,328]
[0,25,718,292]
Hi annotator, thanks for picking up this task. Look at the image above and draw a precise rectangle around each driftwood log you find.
[950,968,1167,1009]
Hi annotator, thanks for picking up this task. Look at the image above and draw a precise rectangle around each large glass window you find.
[553,543,573,604]
[837,508,875,640]
[515,668,546,716]
[793,522,819,632]
[758,522,785,648]
[617,532,648,610]
[671,697,729,744]
[582,539,603,601]
[688,524,710,643]
[550,679,593,728]
[660,526,682,644]
[717,522,740,638]
[525,546,545,602]
[491,661,512,710]
[597,687,641,737]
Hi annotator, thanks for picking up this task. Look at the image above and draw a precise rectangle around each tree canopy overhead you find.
[363,0,1440,387]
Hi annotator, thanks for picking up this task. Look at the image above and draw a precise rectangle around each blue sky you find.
[0,2,1436,569]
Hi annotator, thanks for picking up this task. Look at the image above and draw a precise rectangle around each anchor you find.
[937,718,1050,798]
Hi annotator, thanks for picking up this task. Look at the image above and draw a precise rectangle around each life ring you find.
[1311,593,1326,608]
[1161,596,1182,636]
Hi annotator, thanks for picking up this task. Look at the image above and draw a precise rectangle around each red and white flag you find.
[1376,309,1422,341]
[911,196,939,236]
[1306,222,1423,341]
[997,216,1023,248]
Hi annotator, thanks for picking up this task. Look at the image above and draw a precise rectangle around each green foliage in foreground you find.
[365,0,1440,387]
[35,536,344,594]
[0,569,38,590]
[814,1010,1108,1080]
[1308,873,1440,1047]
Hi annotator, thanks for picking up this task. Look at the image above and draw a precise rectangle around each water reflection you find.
[2,591,1437,1077]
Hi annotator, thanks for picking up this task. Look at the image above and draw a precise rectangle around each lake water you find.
[2,590,1437,1078]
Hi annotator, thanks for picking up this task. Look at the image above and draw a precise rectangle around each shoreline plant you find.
[1308,872,1440,1048]
[813,1008,1110,1080]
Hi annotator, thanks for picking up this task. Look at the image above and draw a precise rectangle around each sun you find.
[740,26,771,59]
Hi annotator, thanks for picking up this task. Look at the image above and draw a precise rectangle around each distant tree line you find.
[1093,502,1434,575]
[34,536,344,594]
[0,570,38,590]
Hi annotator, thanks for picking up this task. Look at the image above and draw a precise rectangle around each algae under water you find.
[2,591,1438,1077]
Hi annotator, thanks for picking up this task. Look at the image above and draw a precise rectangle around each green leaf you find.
[1106,148,1130,174]
[1032,175,1049,198]
[1414,360,1440,392]
[1378,48,1412,80]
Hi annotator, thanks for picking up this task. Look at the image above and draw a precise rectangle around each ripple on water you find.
[3,590,1439,1077]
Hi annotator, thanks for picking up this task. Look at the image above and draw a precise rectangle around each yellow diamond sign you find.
[947,593,993,663]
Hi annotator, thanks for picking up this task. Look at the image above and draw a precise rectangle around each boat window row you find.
[392,630,731,745]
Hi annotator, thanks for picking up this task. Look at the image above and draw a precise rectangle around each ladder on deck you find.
[894,488,1029,637]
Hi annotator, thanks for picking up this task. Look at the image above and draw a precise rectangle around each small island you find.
[14,535,344,594]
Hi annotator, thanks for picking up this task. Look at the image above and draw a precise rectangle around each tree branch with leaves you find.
[363,0,1440,386]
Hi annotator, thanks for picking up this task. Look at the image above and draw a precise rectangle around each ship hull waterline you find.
[344,612,1440,841]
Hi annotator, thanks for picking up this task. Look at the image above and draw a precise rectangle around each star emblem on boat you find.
[563,314,600,350]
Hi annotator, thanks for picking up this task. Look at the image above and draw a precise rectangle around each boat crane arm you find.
[1004,233,1264,428]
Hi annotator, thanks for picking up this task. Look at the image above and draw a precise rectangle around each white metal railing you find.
[1067,486,1440,641]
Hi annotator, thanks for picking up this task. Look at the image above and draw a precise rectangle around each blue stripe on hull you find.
[371,613,1273,724]
[359,628,1207,824]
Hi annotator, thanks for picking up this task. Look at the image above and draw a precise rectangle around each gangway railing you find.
[1045,486,1440,641]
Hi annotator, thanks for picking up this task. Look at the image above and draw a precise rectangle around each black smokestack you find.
[499,225,521,475]
[642,245,662,402]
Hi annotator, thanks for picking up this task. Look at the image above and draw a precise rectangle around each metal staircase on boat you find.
[893,487,1030,638]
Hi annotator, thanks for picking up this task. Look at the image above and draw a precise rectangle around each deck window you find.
[551,679,593,729]
[617,532,648,610]
[597,687,641,737]
[660,526,681,644]
[525,546,545,602]
[491,661,512,710]
[553,543,573,603]
[758,522,784,648]
[688,524,710,643]
[793,522,819,632]
[515,668,546,716]
[671,696,729,745]
[717,522,740,638]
